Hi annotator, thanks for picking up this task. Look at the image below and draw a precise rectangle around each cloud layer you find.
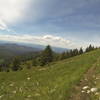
[0,34,71,48]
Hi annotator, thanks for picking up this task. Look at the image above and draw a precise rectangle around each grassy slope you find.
[70,51,100,100]
[0,50,100,100]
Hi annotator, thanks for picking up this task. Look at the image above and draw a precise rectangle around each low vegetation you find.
[0,44,97,72]
[0,49,100,100]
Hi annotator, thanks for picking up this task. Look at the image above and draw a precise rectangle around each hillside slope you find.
[0,44,40,60]
[0,50,100,100]
[70,53,100,100]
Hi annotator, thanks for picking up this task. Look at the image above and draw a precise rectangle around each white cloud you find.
[0,0,31,31]
[0,34,99,49]
[0,34,71,48]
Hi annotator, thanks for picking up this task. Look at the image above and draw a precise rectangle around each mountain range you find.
[0,40,69,60]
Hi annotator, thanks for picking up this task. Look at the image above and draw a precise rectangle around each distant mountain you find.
[0,43,40,60]
[0,40,69,53]
[18,43,69,53]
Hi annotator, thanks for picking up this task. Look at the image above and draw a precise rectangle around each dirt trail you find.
[69,57,100,100]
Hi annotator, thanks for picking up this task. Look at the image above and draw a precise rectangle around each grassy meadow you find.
[0,50,100,100]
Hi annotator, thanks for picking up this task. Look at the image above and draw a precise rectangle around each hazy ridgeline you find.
[0,44,98,72]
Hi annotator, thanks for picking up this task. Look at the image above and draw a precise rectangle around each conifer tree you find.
[79,47,83,54]
[41,45,53,65]
[73,49,79,56]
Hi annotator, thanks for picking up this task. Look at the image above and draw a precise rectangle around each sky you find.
[0,0,100,49]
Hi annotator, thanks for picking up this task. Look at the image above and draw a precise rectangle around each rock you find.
[27,77,31,80]
[81,90,85,93]
[82,86,89,90]
[87,90,91,94]
[90,88,98,92]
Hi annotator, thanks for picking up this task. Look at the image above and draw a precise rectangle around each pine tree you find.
[79,47,83,54]
[69,49,73,57]
[85,44,94,52]
[73,49,79,56]
[88,44,92,51]
[41,45,53,65]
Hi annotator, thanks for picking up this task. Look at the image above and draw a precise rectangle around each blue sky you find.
[0,0,100,49]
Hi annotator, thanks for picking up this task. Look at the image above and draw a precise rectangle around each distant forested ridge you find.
[0,43,98,72]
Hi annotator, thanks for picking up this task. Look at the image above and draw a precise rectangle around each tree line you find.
[0,44,98,72]
[30,44,98,67]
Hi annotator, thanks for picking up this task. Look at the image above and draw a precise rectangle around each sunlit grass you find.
[0,50,100,100]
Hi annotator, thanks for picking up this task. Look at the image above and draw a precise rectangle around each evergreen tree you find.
[85,44,94,52]
[73,49,79,56]
[69,49,73,57]
[85,47,89,52]
[41,45,53,65]
[79,47,83,54]
[88,44,92,51]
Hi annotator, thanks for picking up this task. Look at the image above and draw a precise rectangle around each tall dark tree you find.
[79,47,83,54]
[72,49,79,56]
[69,49,73,57]
[85,44,94,52]
[41,45,53,65]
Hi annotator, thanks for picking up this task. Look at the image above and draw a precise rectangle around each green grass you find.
[0,50,100,100]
